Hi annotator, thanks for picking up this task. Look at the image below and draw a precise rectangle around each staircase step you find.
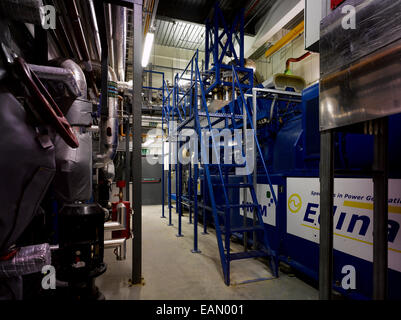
[221,225,264,234]
[229,250,268,261]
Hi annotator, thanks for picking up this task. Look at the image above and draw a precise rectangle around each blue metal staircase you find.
[163,3,279,286]
[192,55,278,285]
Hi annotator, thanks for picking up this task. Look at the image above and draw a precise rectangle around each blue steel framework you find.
[162,4,278,285]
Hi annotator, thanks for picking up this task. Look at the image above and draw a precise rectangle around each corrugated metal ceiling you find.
[154,19,205,51]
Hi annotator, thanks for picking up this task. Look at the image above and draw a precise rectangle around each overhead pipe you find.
[65,0,92,71]
[78,0,100,62]
[88,0,102,61]
[149,0,159,31]
[52,1,80,61]
[264,20,304,58]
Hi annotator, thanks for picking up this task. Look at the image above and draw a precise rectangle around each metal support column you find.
[188,163,192,224]
[177,140,183,237]
[131,0,143,285]
[125,117,131,201]
[192,163,201,253]
[161,108,166,218]
[202,170,208,235]
[252,89,257,250]
[373,117,389,300]
[319,130,334,300]
[168,133,173,226]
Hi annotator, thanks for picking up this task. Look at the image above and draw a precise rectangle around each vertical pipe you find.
[373,117,388,300]
[131,0,143,285]
[319,130,334,300]
[93,1,109,122]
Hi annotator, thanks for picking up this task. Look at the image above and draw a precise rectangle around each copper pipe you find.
[285,52,311,73]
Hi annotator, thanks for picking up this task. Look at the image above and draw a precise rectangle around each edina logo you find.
[288,194,302,213]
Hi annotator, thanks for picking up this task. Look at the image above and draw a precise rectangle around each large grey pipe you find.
[105,4,115,71]
[113,6,127,82]
[94,67,119,168]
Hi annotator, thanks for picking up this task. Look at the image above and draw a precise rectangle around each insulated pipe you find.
[113,6,127,82]
[106,4,115,71]
[104,238,127,260]
[104,202,127,231]
[65,0,92,71]
[88,0,102,60]
[28,64,81,97]
[94,67,119,168]
[57,59,88,99]
[285,52,311,73]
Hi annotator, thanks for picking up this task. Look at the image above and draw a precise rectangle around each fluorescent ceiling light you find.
[142,32,154,68]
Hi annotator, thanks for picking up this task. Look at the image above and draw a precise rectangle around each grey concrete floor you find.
[97,205,318,300]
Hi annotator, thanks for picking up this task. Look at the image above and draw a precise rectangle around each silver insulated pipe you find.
[113,6,127,82]
[94,66,119,168]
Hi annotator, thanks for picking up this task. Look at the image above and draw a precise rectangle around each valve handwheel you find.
[13,57,79,148]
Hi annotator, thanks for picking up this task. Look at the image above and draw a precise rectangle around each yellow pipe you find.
[264,20,304,58]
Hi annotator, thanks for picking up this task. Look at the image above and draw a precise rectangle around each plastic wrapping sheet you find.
[320,0,401,77]
[54,131,93,202]
[320,0,401,130]
[0,88,56,254]
[0,244,51,278]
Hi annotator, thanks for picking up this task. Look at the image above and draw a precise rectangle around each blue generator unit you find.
[206,83,401,299]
